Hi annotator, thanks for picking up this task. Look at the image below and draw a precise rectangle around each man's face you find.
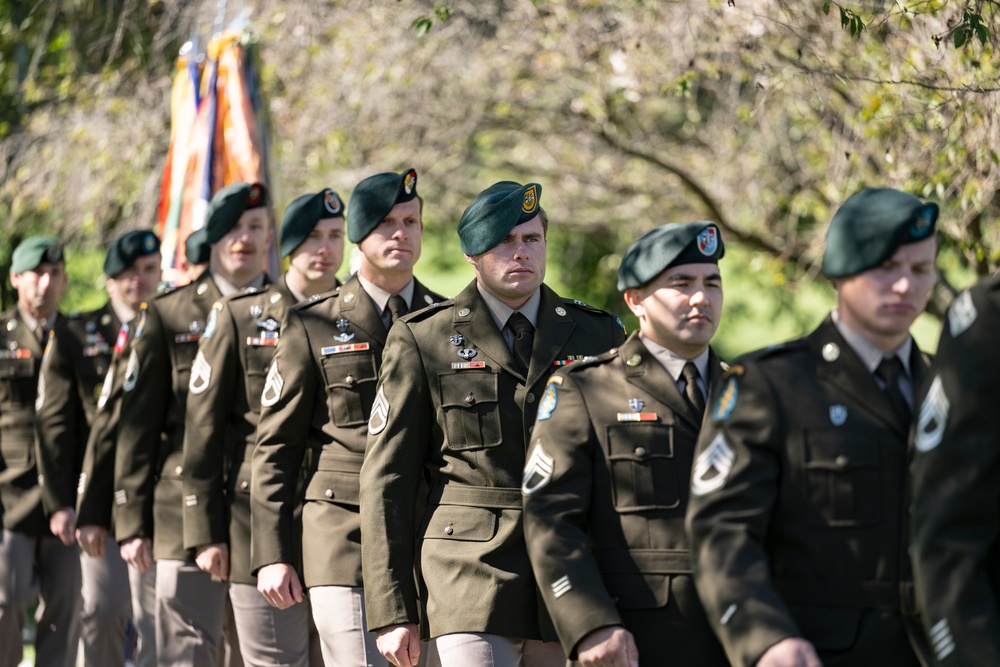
[834,236,937,350]
[11,261,68,320]
[465,214,547,309]
[357,198,423,277]
[106,253,162,310]
[287,217,345,288]
[211,208,271,284]
[625,263,723,359]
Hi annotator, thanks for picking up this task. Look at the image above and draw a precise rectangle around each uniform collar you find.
[476,283,541,331]
[213,271,267,298]
[357,273,415,312]
[638,332,710,383]
[109,296,136,325]
[831,308,913,376]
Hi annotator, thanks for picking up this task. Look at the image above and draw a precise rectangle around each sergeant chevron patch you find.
[914,375,949,453]
[929,618,955,661]
[188,351,212,395]
[551,575,572,599]
[260,363,284,408]
[522,443,555,494]
[691,433,735,497]
[123,349,139,392]
[368,385,389,435]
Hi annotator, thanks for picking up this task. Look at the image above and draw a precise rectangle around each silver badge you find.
[250,305,263,318]
[822,342,840,362]
[628,397,644,412]
[334,318,355,343]
[450,334,464,346]
[189,321,201,334]
[915,375,950,452]
[257,318,280,332]
[829,405,847,426]
[458,348,478,360]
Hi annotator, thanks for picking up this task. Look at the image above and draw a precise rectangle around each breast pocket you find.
[243,345,277,412]
[438,371,502,451]
[605,422,679,512]
[0,357,36,407]
[802,429,881,527]
[171,340,200,398]
[321,352,378,427]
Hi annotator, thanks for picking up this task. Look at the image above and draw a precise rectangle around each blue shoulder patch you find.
[536,380,559,421]
[712,375,739,422]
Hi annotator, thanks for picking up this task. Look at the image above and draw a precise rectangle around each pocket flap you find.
[304,469,360,506]
[422,504,498,542]
[804,430,878,471]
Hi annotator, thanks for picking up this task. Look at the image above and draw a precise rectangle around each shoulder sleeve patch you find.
[948,289,977,338]
[712,375,739,422]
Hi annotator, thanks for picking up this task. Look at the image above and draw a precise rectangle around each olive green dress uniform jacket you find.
[522,332,728,665]
[911,274,1000,666]
[251,274,444,588]
[75,320,132,530]
[0,308,59,535]
[183,274,307,584]
[359,280,625,641]
[114,271,231,560]
[686,317,931,667]
[36,303,121,516]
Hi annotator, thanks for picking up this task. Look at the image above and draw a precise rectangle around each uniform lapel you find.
[96,303,121,345]
[451,281,520,377]
[525,286,576,388]
[411,279,441,311]
[811,318,904,436]
[618,333,700,429]
[337,274,388,348]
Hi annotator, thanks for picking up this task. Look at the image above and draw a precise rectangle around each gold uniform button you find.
[526,392,535,404]
[325,489,333,498]
[175,465,183,475]
[835,455,849,467]
[444,525,454,535]
[345,375,356,386]
[634,446,646,456]
[240,481,249,491]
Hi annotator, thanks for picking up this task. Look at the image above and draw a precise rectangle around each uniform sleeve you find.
[359,321,433,630]
[911,288,1000,667]
[35,328,83,513]
[684,365,800,667]
[250,308,317,572]
[114,305,169,543]
[76,343,126,528]
[522,370,622,656]
[183,302,239,550]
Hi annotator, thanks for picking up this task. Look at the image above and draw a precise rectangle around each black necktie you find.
[386,295,408,328]
[875,356,911,429]
[681,362,706,422]
[507,312,534,376]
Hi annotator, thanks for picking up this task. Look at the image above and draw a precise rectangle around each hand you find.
[376,623,421,667]
[49,507,77,546]
[195,543,230,581]
[76,525,109,557]
[257,563,304,610]
[576,626,639,667]
[120,537,153,573]
[757,638,822,667]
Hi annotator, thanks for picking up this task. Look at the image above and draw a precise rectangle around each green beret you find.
[280,189,345,257]
[457,181,542,256]
[204,181,268,244]
[104,230,160,277]
[185,228,210,265]
[617,222,725,290]
[11,236,65,274]
[822,188,938,278]
[347,169,418,244]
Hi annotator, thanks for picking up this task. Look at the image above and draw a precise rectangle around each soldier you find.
[251,169,444,667]
[184,188,347,666]
[182,227,210,284]
[686,188,938,667]
[522,222,730,667]
[0,236,79,667]
[36,229,161,667]
[359,180,626,667]
[910,275,1000,666]
[114,182,271,666]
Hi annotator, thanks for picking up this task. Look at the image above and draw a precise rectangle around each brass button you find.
[835,455,849,467]
[240,481,249,491]
[526,392,535,404]
[634,446,646,456]
[325,489,333,498]
[465,394,476,405]
[175,465,183,475]
[345,375,355,386]
[444,525,454,535]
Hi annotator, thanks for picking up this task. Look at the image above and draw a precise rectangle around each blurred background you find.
[1,0,998,362]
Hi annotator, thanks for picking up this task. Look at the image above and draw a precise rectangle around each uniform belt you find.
[595,548,692,575]
[428,483,523,509]
[774,579,918,616]
[314,450,364,473]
